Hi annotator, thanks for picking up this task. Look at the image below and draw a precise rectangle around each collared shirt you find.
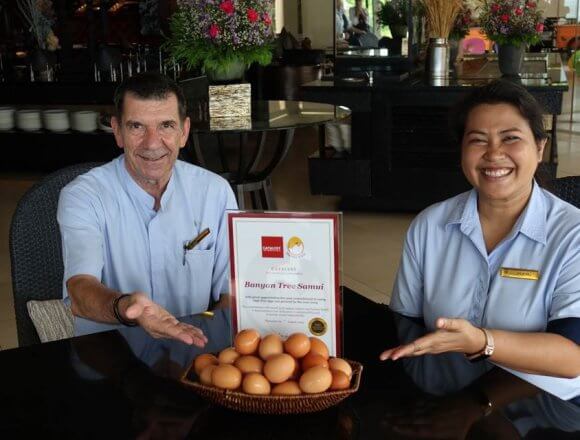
[390,182,580,400]
[58,155,237,336]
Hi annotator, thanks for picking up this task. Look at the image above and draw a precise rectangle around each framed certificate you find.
[228,212,342,356]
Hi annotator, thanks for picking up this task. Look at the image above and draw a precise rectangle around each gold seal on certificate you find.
[228,212,342,356]
[308,317,328,336]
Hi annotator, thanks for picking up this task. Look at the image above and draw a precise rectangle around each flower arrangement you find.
[166,0,274,74]
[449,3,473,41]
[17,0,59,51]
[479,0,544,47]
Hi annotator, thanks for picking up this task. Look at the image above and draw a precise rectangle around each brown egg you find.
[301,353,329,371]
[212,364,242,390]
[234,329,261,355]
[199,364,217,386]
[242,373,271,395]
[328,357,352,379]
[329,370,351,390]
[234,355,264,374]
[299,365,333,394]
[309,337,330,360]
[194,353,219,376]
[271,380,302,396]
[258,334,284,360]
[218,347,241,364]
[284,333,311,358]
[263,353,295,384]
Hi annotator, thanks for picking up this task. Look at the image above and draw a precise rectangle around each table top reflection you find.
[338,48,391,57]
[189,100,350,134]
[0,288,578,438]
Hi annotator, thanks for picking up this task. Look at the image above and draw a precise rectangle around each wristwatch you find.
[466,328,494,362]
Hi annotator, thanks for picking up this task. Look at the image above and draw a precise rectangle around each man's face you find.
[111,93,190,192]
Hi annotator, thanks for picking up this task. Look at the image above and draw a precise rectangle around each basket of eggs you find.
[181,329,362,414]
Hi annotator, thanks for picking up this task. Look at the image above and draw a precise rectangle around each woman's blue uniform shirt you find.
[390,182,580,400]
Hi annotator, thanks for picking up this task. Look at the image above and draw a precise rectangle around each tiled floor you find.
[3,81,580,350]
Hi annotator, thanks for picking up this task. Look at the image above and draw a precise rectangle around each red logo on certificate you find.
[261,236,283,258]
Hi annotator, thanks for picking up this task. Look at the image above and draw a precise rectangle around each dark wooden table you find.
[1,288,577,438]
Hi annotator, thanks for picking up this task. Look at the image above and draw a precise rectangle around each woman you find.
[336,0,366,47]
[381,80,580,381]
[335,0,350,47]
[349,0,371,33]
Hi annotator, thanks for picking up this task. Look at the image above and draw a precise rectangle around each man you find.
[57,73,237,346]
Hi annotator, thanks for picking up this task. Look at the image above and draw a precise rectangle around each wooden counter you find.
[302,53,568,211]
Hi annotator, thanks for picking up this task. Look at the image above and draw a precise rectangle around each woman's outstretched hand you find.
[379,317,486,361]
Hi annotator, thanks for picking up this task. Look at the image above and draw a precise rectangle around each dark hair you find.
[113,72,187,121]
[450,79,547,144]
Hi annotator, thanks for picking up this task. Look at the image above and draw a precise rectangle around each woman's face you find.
[461,103,546,205]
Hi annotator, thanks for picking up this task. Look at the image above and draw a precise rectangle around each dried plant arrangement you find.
[421,0,464,38]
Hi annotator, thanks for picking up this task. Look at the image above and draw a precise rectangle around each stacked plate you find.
[71,110,98,132]
[15,109,42,132]
[43,109,70,132]
[0,107,15,131]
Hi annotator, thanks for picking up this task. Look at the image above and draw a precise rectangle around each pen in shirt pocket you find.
[183,227,211,265]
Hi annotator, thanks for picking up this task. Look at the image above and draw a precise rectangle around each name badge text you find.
[499,267,540,281]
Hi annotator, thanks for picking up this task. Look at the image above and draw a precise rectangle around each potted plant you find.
[478,0,545,76]
[448,2,474,63]
[17,0,60,80]
[449,3,473,42]
[377,1,410,38]
[166,0,274,82]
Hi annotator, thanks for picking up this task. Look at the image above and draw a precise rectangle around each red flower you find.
[491,3,500,12]
[247,8,259,22]
[515,7,523,15]
[526,1,536,8]
[500,14,509,23]
[209,23,220,38]
[263,12,272,26]
[536,23,544,32]
[219,0,234,15]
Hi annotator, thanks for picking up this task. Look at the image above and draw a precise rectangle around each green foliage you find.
[164,0,274,73]
[377,1,423,27]
[377,1,408,27]
[449,3,473,41]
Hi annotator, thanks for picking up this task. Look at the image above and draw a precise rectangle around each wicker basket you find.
[180,359,363,415]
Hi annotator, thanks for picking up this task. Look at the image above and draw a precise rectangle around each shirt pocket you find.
[184,248,215,302]
[487,276,548,331]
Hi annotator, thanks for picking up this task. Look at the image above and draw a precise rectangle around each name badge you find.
[499,267,540,281]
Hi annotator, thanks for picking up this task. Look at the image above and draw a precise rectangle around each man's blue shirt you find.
[57,155,237,336]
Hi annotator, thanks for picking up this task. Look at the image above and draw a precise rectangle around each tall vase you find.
[426,38,450,78]
[30,49,56,82]
[204,58,247,83]
[497,44,524,77]
[205,57,251,121]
